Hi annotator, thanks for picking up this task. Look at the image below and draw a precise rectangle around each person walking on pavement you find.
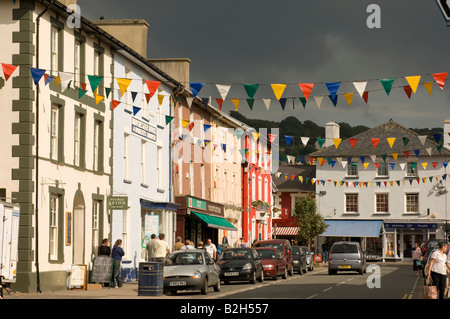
[111,239,125,288]
[322,240,329,263]
[205,239,217,260]
[413,243,422,271]
[426,241,448,299]
[98,238,111,256]
[152,233,170,262]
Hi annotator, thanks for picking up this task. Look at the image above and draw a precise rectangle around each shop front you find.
[320,220,384,261]
[175,196,237,248]
[383,221,439,262]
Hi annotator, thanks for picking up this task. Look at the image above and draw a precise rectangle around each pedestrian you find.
[111,239,125,288]
[321,240,329,263]
[413,243,422,271]
[98,238,111,256]
[205,238,217,260]
[151,233,170,262]
[197,241,204,249]
[174,236,184,251]
[145,234,158,261]
[181,239,195,250]
[426,241,448,299]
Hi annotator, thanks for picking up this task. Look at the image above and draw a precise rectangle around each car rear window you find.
[257,249,277,259]
[291,247,300,255]
[330,244,358,254]
[255,243,283,252]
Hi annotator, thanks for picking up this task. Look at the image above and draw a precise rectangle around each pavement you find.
[0,262,428,300]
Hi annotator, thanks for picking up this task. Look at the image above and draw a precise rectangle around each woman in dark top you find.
[98,238,111,256]
[111,239,125,288]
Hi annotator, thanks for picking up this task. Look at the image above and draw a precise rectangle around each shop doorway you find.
[73,191,85,264]
[401,233,423,261]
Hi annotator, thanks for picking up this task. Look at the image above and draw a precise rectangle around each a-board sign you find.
[90,256,113,284]
[69,264,87,289]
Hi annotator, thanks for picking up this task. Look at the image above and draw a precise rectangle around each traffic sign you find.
[436,0,450,25]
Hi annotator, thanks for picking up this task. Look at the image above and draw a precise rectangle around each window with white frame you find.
[49,194,59,261]
[124,133,130,180]
[141,140,147,185]
[50,104,59,160]
[201,164,205,198]
[377,162,389,177]
[406,193,419,213]
[347,162,358,177]
[407,162,418,177]
[375,193,389,213]
[74,114,81,167]
[345,193,359,213]
[92,200,100,254]
[51,25,59,75]
[157,146,163,189]
[93,121,100,171]
[74,40,81,86]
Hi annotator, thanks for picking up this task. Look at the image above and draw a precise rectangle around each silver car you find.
[328,241,366,275]
[163,249,221,295]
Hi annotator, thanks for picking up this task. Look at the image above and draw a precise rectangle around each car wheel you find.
[250,271,257,284]
[201,278,208,295]
[359,268,364,275]
[282,267,287,279]
[213,278,221,292]
[258,269,264,283]
[288,264,294,276]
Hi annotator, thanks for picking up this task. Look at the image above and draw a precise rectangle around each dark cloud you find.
[78,0,450,129]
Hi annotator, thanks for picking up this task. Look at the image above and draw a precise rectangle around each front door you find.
[401,233,424,261]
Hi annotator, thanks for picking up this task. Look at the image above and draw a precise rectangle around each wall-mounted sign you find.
[107,196,128,210]
[187,197,207,210]
[131,117,157,142]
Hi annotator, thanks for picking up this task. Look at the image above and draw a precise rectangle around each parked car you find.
[253,239,294,276]
[163,249,221,295]
[298,246,314,271]
[291,246,307,274]
[217,248,264,284]
[328,241,366,275]
[255,247,288,280]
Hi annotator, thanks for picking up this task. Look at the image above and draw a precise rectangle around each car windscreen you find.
[165,252,204,265]
[330,244,358,254]
[291,247,301,255]
[219,250,251,260]
[257,249,277,259]
[255,243,283,252]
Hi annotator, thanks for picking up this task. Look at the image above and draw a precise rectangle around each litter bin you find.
[138,262,164,296]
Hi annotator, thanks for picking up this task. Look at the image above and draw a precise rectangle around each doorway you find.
[401,233,423,261]
[73,191,85,264]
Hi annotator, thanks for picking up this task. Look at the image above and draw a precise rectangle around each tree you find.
[293,196,328,247]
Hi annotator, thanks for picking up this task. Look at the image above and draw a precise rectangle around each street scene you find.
[1,0,450,309]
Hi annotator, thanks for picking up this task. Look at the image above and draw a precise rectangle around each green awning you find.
[191,211,237,231]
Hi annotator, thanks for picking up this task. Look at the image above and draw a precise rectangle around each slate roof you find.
[273,165,316,192]
[308,120,450,158]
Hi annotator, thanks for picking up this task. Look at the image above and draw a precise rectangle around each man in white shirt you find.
[205,239,217,260]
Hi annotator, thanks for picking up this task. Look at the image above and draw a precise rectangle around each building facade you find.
[0,0,115,292]
[309,120,450,262]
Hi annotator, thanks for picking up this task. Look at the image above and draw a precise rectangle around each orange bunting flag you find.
[112,100,121,110]
[298,83,314,101]
[423,82,433,95]
[433,72,447,90]
[146,80,161,98]
[231,99,239,111]
[1,63,18,81]
[371,138,380,148]
[333,138,341,148]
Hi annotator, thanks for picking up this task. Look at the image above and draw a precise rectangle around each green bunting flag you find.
[87,75,103,93]
[380,78,395,95]
[165,115,174,125]
[244,84,259,99]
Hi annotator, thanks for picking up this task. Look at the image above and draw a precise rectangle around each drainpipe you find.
[34,0,53,294]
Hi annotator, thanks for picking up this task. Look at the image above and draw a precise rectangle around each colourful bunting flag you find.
[325,82,341,99]
[29,68,46,85]
[403,85,412,99]
[349,138,357,148]
[353,81,367,98]
[1,63,18,81]
[146,80,161,98]
[247,98,255,110]
[279,98,287,110]
[87,75,103,93]
[423,82,433,95]
[165,115,174,125]
[362,91,369,103]
[112,100,121,110]
[380,78,394,95]
[190,82,204,98]
[432,72,447,90]
[329,95,338,107]
[132,106,141,116]
[405,76,421,94]
[344,93,353,106]
[244,84,259,99]
[298,83,314,101]
[387,138,395,148]
[271,84,286,100]
[158,94,164,106]
[333,138,341,148]
[117,78,132,95]
[231,99,239,111]
[285,135,293,146]
[216,84,231,101]
[371,138,380,148]
[216,98,224,110]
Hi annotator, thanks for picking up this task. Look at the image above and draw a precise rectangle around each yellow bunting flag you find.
[271,84,287,100]
[182,119,190,128]
[423,82,433,95]
[333,138,341,148]
[95,93,104,105]
[421,162,428,170]
[231,99,239,111]
[158,94,164,106]
[405,76,421,94]
[117,78,132,95]
[54,76,61,87]
[317,158,324,166]
[363,162,370,170]
[387,138,395,148]
[344,93,353,105]
[252,132,260,141]
[392,153,398,161]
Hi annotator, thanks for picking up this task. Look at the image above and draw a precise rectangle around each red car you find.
[255,247,288,280]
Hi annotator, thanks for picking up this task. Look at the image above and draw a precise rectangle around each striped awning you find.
[274,226,300,236]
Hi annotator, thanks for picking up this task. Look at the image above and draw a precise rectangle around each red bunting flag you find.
[216,98,223,110]
[188,122,195,131]
[298,83,314,101]
[146,80,161,98]
[403,85,412,99]
[349,138,358,148]
[112,100,121,110]
[268,134,277,143]
[371,138,380,148]
[433,72,447,90]
[362,91,369,103]
[1,63,18,81]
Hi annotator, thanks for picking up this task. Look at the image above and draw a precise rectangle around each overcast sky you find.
[78,0,450,129]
